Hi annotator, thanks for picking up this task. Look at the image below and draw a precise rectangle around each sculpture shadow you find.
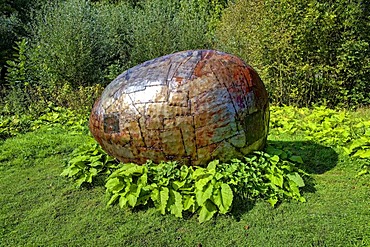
[230,140,338,221]
[268,140,338,174]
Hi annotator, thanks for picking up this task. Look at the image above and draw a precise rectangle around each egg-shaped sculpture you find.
[89,50,269,166]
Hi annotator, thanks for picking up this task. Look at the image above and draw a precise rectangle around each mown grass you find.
[1,121,369,246]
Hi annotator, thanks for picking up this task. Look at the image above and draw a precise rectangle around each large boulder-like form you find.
[89,50,269,166]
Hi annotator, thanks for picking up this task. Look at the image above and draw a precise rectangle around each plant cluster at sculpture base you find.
[62,141,307,223]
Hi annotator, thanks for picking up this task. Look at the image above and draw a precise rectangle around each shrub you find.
[216,0,370,108]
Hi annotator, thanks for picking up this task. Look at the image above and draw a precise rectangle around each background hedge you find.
[0,0,369,115]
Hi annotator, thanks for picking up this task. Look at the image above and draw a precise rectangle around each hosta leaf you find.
[60,168,70,177]
[266,173,283,188]
[107,193,120,206]
[350,138,369,152]
[196,183,214,205]
[353,149,370,159]
[193,167,208,179]
[123,164,145,176]
[89,168,98,176]
[180,166,189,180]
[86,173,93,183]
[267,197,278,207]
[195,175,212,191]
[198,200,217,223]
[137,173,148,187]
[183,195,196,212]
[219,184,233,213]
[150,188,159,206]
[268,155,279,165]
[76,175,87,187]
[127,184,141,207]
[287,172,305,187]
[207,160,218,175]
[169,189,183,218]
[90,161,103,167]
[289,156,303,164]
[127,193,138,207]
[288,179,300,195]
[212,184,233,214]
[172,180,186,190]
[69,155,90,165]
[159,187,169,215]
[119,195,128,208]
[105,177,124,193]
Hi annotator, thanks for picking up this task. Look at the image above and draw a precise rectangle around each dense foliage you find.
[216,0,370,107]
[61,139,308,223]
[57,106,369,222]
[1,0,225,115]
[270,106,370,175]
[1,0,369,115]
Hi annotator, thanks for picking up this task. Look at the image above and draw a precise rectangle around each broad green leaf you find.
[90,161,103,167]
[127,193,138,207]
[159,187,169,215]
[89,168,98,176]
[266,173,283,188]
[287,172,305,187]
[69,155,90,165]
[119,195,128,208]
[169,189,183,218]
[212,183,233,214]
[353,149,370,159]
[215,173,223,180]
[150,188,159,205]
[288,180,300,196]
[137,173,148,187]
[357,168,369,177]
[86,173,93,183]
[123,164,145,176]
[289,156,303,164]
[193,167,208,179]
[127,184,141,207]
[180,166,189,180]
[172,180,186,190]
[183,195,196,212]
[107,193,120,206]
[105,178,124,193]
[269,155,279,165]
[76,175,87,187]
[195,175,213,191]
[60,168,70,177]
[267,197,278,207]
[207,160,218,175]
[196,183,214,205]
[350,138,369,152]
[219,184,233,214]
[198,200,217,223]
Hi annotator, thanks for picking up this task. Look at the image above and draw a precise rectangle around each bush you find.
[129,0,216,66]
[216,0,370,108]
[3,0,228,114]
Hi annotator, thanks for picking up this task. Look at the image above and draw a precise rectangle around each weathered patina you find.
[89,50,269,166]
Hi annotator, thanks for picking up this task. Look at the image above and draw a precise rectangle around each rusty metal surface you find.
[89,50,269,166]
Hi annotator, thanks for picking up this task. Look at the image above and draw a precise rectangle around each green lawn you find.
[0,124,369,246]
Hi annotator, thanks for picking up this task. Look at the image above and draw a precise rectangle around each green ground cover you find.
[0,107,369,246]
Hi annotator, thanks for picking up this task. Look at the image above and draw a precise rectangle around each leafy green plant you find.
[0,114,33,139]
[0,106,88,139]
[104,148,307,223]
[30,106,89,133]
[61,138,120,187]
[216,0,370,108]
[270,106,369,147]
[270,105,370,176]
